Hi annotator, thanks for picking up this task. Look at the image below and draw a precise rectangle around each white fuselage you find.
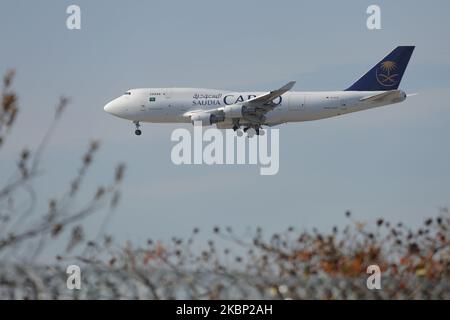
[104,88,407,128]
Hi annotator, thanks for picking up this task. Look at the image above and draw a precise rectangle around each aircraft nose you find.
[104,99,121,115]
[104,101,114,113]
[104,98,128,119]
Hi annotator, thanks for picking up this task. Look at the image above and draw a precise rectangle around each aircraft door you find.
[161,89,172,118]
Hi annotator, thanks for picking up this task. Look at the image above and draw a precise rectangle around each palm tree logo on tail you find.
[376,61,399,87]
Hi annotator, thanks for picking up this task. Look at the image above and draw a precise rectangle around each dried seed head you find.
[3,70,15,88]
[115,163,125,182]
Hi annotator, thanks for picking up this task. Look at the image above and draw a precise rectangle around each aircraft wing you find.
[235,81,296,123]
[245,81,296,106]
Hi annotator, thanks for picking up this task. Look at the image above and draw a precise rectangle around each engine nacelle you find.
[223,104,243,118]
[191,113,225,126]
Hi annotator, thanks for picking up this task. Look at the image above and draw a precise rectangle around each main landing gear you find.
[237,125,265,138]
[133,121,142,136]
[233,124,244,137]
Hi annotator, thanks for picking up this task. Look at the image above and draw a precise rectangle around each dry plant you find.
[0,70,125,262]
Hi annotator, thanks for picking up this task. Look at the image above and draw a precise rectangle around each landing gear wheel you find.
[133,121,142,136]
[236,129,243,137]
[247,128,255,138]
[259,129,265,136]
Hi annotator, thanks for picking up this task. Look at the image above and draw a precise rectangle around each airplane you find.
[104,46,415,137]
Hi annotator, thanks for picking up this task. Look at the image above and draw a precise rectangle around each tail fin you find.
[345,46,415,91]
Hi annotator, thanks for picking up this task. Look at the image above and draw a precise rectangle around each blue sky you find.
[1,0,449,257]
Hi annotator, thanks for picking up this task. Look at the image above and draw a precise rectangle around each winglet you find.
[279,81,296,92]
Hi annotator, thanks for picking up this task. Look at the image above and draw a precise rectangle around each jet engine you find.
[191,112,225,126]
[223,104,245,118]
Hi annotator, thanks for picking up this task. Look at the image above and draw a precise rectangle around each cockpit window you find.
[124,91,131,95]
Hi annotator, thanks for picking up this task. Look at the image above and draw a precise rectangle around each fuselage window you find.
[124,92,131,95]
[149,97,156,102]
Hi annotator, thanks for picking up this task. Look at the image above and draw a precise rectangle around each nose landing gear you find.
[133,121,142,136]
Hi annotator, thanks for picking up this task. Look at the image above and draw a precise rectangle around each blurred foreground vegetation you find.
[0,71,449,299]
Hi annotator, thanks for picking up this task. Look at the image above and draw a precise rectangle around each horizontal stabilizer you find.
[359,90,406,103]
